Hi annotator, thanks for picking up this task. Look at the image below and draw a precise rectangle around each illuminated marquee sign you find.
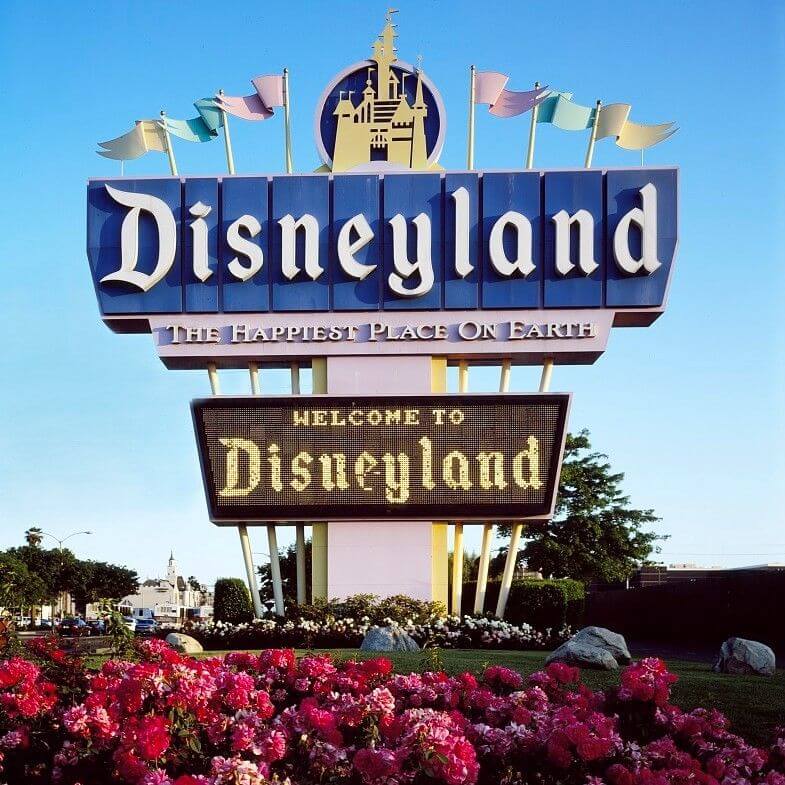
[192,393,570,523]
[87,168,677,333]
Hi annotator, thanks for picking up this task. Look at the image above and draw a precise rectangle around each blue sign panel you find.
[86,169,677,323]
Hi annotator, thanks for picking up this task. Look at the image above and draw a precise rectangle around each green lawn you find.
[196,648,784,747]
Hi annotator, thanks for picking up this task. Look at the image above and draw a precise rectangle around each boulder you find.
[360,626,420,652]
[546,626,631,670]
[713,637,775,677]
[546,639,619,670]
[165,632,204,655]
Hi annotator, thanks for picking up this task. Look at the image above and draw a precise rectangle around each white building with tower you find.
[118,552,212,622]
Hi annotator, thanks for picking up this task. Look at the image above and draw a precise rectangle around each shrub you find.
[284,593,447,626]
[461,579,585,629]
[213,577,253,624]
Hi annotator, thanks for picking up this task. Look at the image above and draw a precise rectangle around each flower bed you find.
[169,614,567,651]
[0,638,783,784]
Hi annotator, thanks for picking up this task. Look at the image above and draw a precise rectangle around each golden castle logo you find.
[315,11,445,173]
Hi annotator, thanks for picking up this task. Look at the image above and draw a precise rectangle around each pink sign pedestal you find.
[322,355,449,603]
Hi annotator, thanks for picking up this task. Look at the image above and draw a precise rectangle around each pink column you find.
[325,355,438,601]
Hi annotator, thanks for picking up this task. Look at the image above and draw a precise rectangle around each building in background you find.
[118,553,213,622]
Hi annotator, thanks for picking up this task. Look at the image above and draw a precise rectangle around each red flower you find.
[136,715,170,760]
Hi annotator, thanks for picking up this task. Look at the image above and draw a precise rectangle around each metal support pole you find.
[267,525,285,616]
[451,359,469,616]
[249,362,260,394]
[238,525,264,618]
[584,100,602,169]
[525,82,540,169]
[207,362,263,619]
[496,358,554,618]
[295,524,307,605]
[451,523,464,616]
[473,523,493,614]
[467,65,476,170]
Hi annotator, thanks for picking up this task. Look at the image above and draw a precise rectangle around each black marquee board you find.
[192,393,570,524]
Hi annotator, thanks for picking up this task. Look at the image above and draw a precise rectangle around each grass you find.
[194,648,785,746]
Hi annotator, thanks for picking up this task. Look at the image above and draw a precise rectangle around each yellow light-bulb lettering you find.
[442,450,472,490]
[382,452,410,503]
[290,451,313,491]
[477,451,508,490]
[267,443,283,492]
[513,436,542,489]
[419,436,435,490]
[219,438,260,497]
[355,451,377,492]
[318,453,350,491]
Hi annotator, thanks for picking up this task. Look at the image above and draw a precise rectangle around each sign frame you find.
[191,392,571,524]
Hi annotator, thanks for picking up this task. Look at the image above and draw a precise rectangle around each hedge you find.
[213,577,253,623]
[585,569,785,651]
[461,578,585,630]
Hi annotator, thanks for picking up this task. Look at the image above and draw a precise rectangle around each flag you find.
[594,103,676,150]
[536,93,677,148]
[163,98,224,143]
[536,92,594,130]
[217,73,285,121]
[473,71,548,118]
[97,120,166,160]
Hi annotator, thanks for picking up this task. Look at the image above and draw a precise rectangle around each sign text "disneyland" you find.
[88,169,676,320]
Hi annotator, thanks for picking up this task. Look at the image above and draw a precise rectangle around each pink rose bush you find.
[0,638,783,784]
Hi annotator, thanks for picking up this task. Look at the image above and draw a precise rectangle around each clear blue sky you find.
[1,1,783,587]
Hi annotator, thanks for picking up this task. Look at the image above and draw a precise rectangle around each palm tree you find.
[25,527,43,548]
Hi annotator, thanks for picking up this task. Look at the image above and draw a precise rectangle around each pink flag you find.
[474,70,547,118]
[217,74,284,121]
[474,71,510,104]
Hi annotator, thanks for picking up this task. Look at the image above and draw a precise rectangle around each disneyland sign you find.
[87,168,677,352]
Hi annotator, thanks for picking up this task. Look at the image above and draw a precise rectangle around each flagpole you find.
[584,99,602,169]
[525,81,540,169]
[467,65,476,170]
[218,89,236,175]
[159,111,178,176]
[283,68,293,174]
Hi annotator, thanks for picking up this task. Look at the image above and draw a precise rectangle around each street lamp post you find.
[38,530,92,620]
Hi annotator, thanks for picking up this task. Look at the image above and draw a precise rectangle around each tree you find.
[187,576,204,592]
[0,553,48,610]
[214,578,253,623]
[69,561,139,606]
[24,527,43,548]
[258,541,312,604]
[499,430,665,584]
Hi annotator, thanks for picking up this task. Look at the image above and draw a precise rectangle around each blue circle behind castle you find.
[318,63,442,170]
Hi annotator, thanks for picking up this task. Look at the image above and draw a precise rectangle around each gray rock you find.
[570,626,632,665]
[713,637,775,677]
[360,625,420,652]
[165,632,204,655]
[546,639,619,670]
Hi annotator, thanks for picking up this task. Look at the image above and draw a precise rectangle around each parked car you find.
[58,618,90,637]
[122,616,137,632]
[87,619,106,635]
[134,618,157,636]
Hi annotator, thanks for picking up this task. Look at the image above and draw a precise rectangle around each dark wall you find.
[585,570,785,651]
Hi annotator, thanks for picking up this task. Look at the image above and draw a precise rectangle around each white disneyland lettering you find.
[226,215,264,281]
[451,186,474,278]
[489,210,535,278]
[99,178,668,299]
[189,201,213,282]
[388,212,435,298]
[278,213,324,280]
[337,214,377,280]
[552,208,599,276]
[613,182,662,275]
[100,184,177,292]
